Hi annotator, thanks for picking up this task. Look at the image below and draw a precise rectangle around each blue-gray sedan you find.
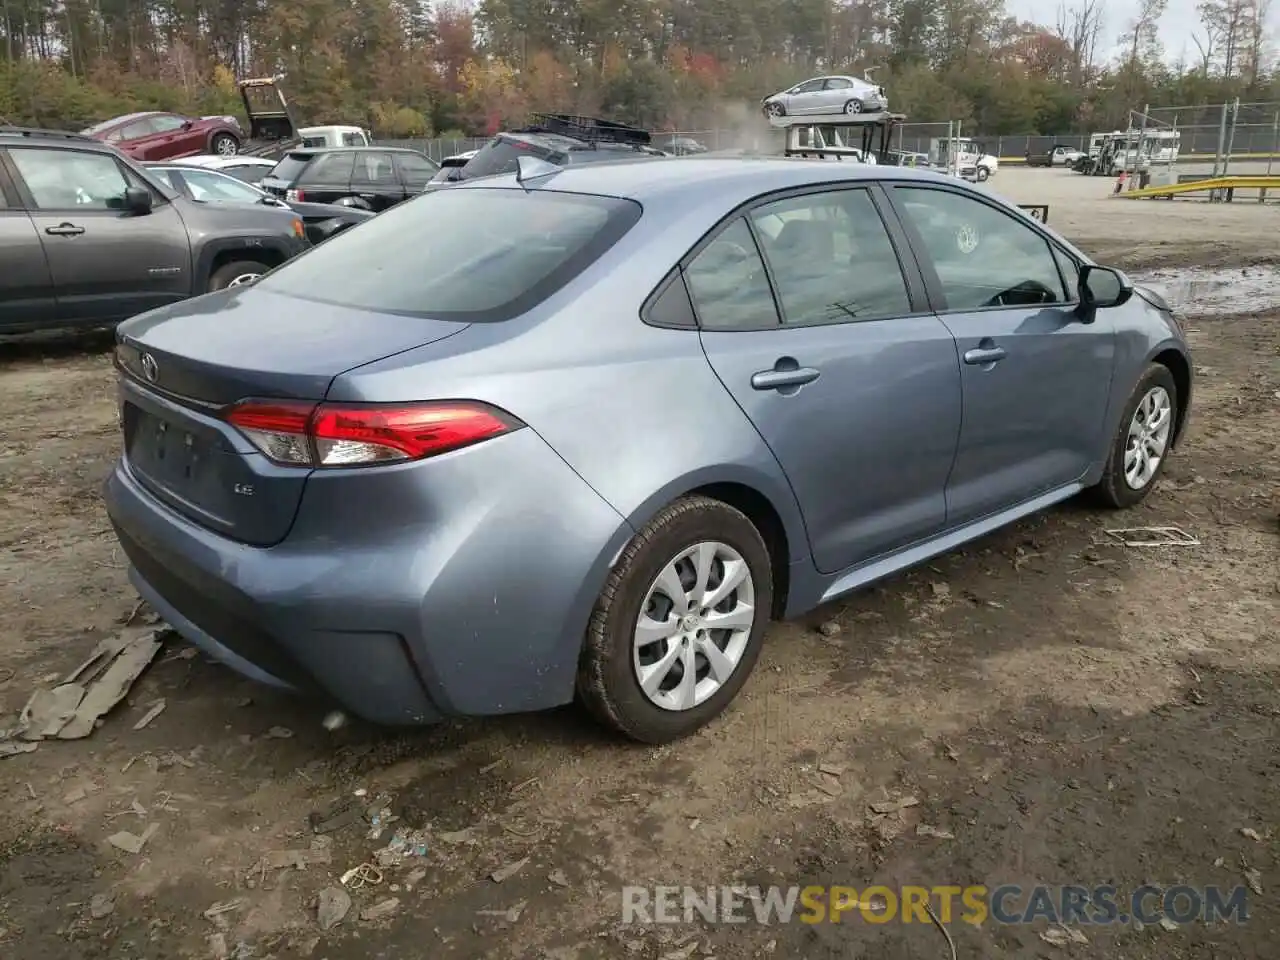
[105,158,1192,743]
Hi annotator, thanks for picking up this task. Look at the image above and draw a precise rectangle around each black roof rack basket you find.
[521,113,652,146]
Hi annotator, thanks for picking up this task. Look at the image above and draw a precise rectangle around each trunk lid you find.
[116,287,469,545]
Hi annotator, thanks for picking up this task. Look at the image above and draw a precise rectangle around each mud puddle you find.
[1134,264,1280,316]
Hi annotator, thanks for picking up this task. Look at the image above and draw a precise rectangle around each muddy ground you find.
[1,172,1277,959]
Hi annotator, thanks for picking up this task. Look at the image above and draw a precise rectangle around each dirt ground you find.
[1,172,1277,960]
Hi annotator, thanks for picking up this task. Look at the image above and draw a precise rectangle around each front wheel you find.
[766,102,785,118]
[976,166,991,182]
[210,132,240,156]
[576,496,773,744]
[1090,364,1179,509]
[208,260,271,291]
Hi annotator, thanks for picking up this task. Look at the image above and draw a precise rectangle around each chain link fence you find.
[377,103,1280,167]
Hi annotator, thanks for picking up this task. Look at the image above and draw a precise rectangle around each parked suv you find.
[83,111,245,160]
[0,127,310,334]
[258,146,440,212]
[432,114,659,185]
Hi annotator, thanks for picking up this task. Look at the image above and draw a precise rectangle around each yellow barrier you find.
[998,152,1280,164]
[1113,175,1280,199]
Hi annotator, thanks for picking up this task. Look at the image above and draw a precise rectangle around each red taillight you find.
[223,400,520,468]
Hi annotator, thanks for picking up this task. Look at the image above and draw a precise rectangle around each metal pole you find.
[1222,97,1240,177]
[1267,111,1278,176]
[1131,103,1148,190]
[1212,101,1228,178]
[955,120,962,177]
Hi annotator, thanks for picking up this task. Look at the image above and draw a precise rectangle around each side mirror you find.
[123,186,153,215]
[181,120,194,130]
[1077,264,1133,320]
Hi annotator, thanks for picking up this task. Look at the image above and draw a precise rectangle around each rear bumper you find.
[104,427,634,725]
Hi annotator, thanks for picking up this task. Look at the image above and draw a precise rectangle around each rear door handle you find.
[751,366,821,391]
[963,346,1007,365]
[45,223,85,237]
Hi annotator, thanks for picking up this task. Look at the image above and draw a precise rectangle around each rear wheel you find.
[843,99,864,115]
[208,260,271,291]
[577,496,773,744]
[211,132,240,156]
[1091,364,1178,509]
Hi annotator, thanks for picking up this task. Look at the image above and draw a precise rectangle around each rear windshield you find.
[255,188,642,321]
[266,154,313,182]
[459,137,558,180]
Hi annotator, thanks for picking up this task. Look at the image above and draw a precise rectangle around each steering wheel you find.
[988,280,1058,307]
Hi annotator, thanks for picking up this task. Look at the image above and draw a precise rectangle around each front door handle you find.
[963,345,1007,365]
[751,365,821,391]
[45,223,85,237]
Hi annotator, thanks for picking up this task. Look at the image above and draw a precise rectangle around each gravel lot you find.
[1,167,1277,959]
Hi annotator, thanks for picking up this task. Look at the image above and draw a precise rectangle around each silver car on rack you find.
[762,76,888,118]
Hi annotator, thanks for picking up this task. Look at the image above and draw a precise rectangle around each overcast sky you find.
[1005,0,1211,63]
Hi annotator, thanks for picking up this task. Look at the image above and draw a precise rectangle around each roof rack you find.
[0,125,98,143]
[519,113,652,147]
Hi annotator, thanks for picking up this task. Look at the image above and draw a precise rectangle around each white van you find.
[298,125,372,149]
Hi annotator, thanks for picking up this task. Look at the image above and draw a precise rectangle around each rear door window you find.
[255,188,642,321]
[266,154,314,183]
[395,152,440,189]
[749,189,911,324]
[304,152,355,183]
[351,151,398,188]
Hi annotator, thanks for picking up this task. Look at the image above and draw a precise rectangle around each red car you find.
[82,111,244,160]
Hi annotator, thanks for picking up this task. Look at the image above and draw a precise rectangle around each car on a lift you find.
[762,76,889,118]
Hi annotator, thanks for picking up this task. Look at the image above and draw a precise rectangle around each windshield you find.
[457,137,558,181]
[177,169,265,203]
[265,154,313,182]
[255,188,642,321]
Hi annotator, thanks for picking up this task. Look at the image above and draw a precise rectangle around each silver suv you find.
[762,76,888,118]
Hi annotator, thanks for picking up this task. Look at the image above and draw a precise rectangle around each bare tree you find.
[1191,22,1220,73]
[1197,0,1254,77]
[1122,0,1168,70]
[1054,0,1104,83]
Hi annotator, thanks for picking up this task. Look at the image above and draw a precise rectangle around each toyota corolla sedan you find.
[105,158,1192,744]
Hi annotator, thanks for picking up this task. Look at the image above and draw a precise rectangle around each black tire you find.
[766,102,785,118]
[576,495,773,744]
[1090,363,1179,509]
[844,99,864,115]
[210,132,240,156]
[976,166,990,182]
[208,260,271,291]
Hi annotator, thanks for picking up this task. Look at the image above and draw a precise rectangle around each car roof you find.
[0,126,115,149]
[288,146,424,155]
[83,111,162,132]
[453,156,970,206]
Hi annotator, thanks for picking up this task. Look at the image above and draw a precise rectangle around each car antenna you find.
[515,154,561,190]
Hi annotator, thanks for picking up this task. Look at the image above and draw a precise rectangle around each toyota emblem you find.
[140,352,159,382]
